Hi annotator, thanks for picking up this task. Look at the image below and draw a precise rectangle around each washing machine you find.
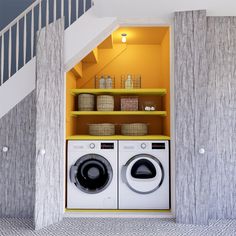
[119,140,170,209]
[67,140,117,209]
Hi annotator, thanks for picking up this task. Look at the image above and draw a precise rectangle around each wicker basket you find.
[120,96,139,111]
[121,123,148,136]
[78,94,95,111]
[97,95,114,111]
[89,123,115,136]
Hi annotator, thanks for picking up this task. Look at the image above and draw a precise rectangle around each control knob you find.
[141,143,147,149]
[90,143,95,149]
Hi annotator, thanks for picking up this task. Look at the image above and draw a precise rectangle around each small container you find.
[142,101,157,111]
[78,94,95,111]
[97,95,114,111]
[125,74,133,89]
[106,76,113,89]
[120,96,139,111]
[99,76,106,89]
[88,123,115,136]
[121,123,148,136]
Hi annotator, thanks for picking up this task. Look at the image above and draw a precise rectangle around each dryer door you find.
[122,154,164,194]
[70,154,113,194]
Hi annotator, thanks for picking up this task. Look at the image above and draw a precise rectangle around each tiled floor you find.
[0,218,236,236]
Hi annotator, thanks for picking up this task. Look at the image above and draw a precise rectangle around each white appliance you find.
[119,140,170,209]
[67,140,117,209]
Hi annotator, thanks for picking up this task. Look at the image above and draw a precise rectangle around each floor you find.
[0,218,235,236]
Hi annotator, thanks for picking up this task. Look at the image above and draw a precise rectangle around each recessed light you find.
[121,33,127,43]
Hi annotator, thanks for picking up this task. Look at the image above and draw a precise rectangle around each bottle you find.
[106,75,113,89]
[125,74,133,89]
[99,76,106,89]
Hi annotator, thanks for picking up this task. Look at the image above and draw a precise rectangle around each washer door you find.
[70,154,113,194]
[122,154,164,194]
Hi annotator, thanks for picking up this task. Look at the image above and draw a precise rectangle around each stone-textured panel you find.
[0,91,36,218]
[34,19,64,230]
[174,10,209,225]
[207,17,236,220]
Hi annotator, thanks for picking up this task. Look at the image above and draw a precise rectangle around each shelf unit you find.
[68,88,170,140]
[71,88,167,96]
[71,111,167,116]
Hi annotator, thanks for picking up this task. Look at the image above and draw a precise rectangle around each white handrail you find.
[0,0,42,37]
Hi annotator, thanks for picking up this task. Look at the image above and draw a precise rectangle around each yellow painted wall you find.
[77,44,162,89]
[66,71,77,137]
[160,29,170,136]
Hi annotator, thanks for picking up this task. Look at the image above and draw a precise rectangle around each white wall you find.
[93,0,236,20]
[0,59,36,119]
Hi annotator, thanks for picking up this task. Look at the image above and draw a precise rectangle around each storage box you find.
[120,96,139,111]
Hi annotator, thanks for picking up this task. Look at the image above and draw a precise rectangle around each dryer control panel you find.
[152,143,165,149]
[101,143,114,149]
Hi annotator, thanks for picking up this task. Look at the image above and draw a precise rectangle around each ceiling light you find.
[121,33,127,43]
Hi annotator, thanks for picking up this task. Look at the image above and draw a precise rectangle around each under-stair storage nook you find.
[66,27,170,140]
[66,26,171,213]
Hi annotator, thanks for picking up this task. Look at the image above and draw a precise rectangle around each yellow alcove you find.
[66,27,170,140]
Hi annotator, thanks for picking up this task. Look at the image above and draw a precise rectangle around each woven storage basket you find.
[97,95,114,111]
[89,123,115,136]
[121,123,148,136]
[120,96,138,111]
[78,93,95,111]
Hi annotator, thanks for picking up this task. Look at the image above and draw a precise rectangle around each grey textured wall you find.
[0,19,64,229]
[207,17,236,220]
[174,10,209,225]
[0,91,36,218]
[175,11,236,224]
[34,18,64,230]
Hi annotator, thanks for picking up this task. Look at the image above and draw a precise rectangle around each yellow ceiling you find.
[112,27,169,45]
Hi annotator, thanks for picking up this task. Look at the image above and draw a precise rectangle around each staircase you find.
[0,0,118,118]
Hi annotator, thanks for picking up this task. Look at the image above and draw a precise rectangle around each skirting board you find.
[64,210,174,219]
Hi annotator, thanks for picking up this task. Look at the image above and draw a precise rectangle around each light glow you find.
[121,33,127,43]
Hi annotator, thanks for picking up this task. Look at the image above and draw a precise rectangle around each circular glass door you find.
[122,154,164,194]
[70,154,113,194]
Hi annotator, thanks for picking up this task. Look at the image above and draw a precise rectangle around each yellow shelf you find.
[71,88,167,96]
[71,111,167,116]
[66,135,170,140]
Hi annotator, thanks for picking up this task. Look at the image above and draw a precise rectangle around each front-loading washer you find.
[67,140,117,209]
[119,140,170,209]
